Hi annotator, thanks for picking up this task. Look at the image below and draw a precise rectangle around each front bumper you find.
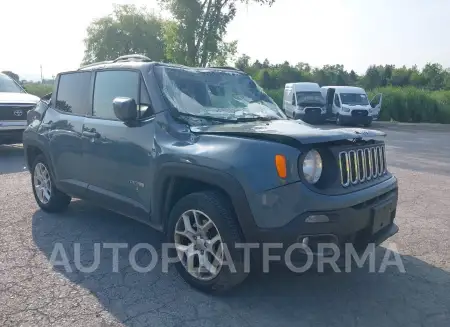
[340,113,372,125]
[0,121,26,144]
[239,177,399,265]
[255,186,397,241]
[295,109,326,122]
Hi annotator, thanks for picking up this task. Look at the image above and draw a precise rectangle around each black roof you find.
[78,54,245,74]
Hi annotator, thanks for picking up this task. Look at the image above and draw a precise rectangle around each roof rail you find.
[209,66,240,71]
[113,54,152,63]
[79,60,112,70]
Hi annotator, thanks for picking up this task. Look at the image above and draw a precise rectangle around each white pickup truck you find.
[0,73,40,144]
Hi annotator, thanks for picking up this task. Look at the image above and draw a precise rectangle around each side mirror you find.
[113,97,137,122]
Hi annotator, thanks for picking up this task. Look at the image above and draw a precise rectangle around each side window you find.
[93,70,139,120]
[334,93,341,107]
[56,72,91,115]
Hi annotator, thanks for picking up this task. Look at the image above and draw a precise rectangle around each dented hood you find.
[190,120,386,144]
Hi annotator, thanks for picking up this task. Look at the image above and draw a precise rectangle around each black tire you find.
[363,122,372,127]
[167,191,248,293]
[336,114,343,126]
[31,154,71,213]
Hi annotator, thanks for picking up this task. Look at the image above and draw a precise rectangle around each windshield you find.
[340,93,369,105]
[155,66,286,122]
[0,74,25,93]
[295,91,325,105]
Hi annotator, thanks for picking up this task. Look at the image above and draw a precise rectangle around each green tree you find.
[82,4,165,65]
[390,66,411,87]
[422,63,445,90]
[1,71,19,82]
[235,53,251,71]
[159,0,275,67]
[362,65,383,89]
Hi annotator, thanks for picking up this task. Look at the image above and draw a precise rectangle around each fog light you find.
[305,215,329,223]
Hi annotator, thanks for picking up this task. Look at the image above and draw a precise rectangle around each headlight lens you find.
[302,149,322,184]
[342,107,350,112]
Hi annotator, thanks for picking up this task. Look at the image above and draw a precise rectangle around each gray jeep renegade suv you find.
[23,55,399,293]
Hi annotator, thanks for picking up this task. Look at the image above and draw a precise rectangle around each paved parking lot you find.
[1,126,450,327]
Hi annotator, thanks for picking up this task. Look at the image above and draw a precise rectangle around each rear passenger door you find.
[82,69,154,220]
[45,71,92,196]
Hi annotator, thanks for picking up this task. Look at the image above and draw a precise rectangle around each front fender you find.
[152,162,259,243]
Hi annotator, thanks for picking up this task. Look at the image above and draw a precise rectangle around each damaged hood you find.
[190,119,386,144]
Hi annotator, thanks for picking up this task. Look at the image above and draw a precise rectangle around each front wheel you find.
[31,154,71,213]
[363,121,372,127]
[167,191,248,293]
[336,114,343,126]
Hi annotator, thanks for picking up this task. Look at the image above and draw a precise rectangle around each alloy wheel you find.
[34,162,52,204]
[174,209,224,281]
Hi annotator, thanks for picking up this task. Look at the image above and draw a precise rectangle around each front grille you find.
[351,110,368,117]
[305,107,322,114]
[0,104,36,121]
[338,145,387,187]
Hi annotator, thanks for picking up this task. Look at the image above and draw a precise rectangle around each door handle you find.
[83,131,100,138]
[82,127,101,139]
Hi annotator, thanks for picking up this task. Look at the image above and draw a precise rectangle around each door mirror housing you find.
[113,97,137,122]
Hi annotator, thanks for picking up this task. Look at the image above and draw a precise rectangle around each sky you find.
[1,0,450,81]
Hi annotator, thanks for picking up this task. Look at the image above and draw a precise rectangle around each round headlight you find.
[302,149,322,184]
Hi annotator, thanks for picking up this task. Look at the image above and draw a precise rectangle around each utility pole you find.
[40,65,43,83]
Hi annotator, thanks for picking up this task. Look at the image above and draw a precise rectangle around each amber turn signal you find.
[275,154,287,178]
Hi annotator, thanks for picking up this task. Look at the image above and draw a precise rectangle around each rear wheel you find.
[31,154,71,213]
[167,191,248,293]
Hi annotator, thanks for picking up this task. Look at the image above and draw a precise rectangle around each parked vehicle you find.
[23,55,399,293]
[321,86,383,126]
[0,73,40,144]
[283,82,326,123]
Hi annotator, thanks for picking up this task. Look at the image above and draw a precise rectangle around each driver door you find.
[370,93,383,120]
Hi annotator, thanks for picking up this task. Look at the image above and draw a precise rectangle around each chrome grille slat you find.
[357,149,366,182]
[364,148,372,180]
[339,151,350,187]
[349,150,358,184]
[376,146,383,176]
[338,145,387,187]
[372,147,378,177]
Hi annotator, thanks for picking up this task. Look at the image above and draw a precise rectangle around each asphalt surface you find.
[1,125,450,327]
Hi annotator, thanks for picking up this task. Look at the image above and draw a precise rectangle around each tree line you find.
[235,56,450,92]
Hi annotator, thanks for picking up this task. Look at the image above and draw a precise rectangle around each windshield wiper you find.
[234,116,279,122]
[177,112,279,124]
[177,112,235,123]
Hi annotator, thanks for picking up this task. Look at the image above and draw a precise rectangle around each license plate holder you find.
[371,201,393,234]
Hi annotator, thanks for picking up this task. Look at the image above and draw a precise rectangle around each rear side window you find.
[93,70,140,120]
[56,72,91,115]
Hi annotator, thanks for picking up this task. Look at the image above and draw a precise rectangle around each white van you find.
[283,82,326,123]
[321,86,383,126]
